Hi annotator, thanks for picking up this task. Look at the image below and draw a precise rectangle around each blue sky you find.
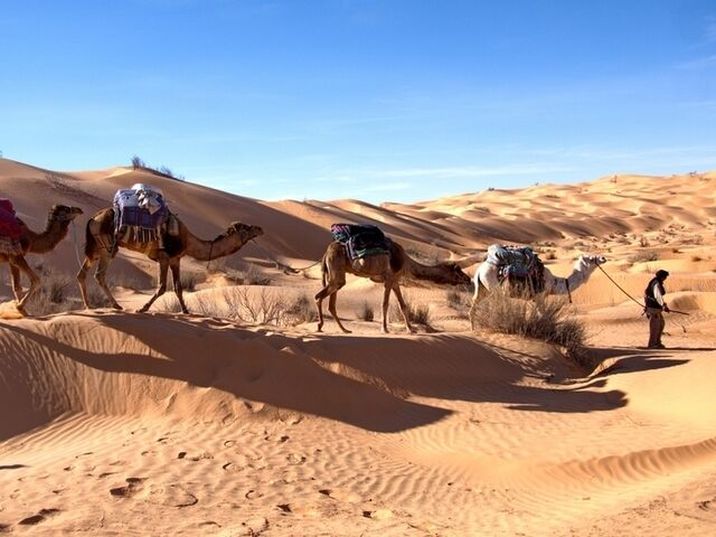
[1,0,715,203]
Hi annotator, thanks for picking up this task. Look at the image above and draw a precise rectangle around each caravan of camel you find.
[1,183,609,332]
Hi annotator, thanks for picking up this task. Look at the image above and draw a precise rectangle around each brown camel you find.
[1,204,84,314]
[77,208,263,313]
[315,239,472,333]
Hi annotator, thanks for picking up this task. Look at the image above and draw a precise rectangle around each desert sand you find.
[1,159,715,536]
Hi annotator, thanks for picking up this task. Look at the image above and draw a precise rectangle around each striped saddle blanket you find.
[330,223,390,260]
[0,199,23,255]
[113,188,168,243]
[486,244,545,293]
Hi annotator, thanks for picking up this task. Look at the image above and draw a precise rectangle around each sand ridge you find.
[1,160,716,535]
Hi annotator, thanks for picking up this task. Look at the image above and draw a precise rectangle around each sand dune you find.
[1,160,716,535]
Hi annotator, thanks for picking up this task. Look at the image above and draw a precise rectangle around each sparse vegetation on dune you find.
[471,287,590,367]
[389,295,433,329]
[161,287,316,327]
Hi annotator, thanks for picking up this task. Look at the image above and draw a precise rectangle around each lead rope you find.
[596,264,646,309]
[249,239,321,274]
[597,264,690,321]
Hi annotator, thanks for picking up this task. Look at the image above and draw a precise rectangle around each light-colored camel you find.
[469,250,607,329]
[1,204,83,314]
[315,239,472,334]
[77,208,263,313]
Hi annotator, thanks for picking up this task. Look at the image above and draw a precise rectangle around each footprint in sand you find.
[362,508,393,520]
[0,523,10,533]
[18,508,61,526]
[319,488,362,503]
[147,484,198,508]
[110,477,147,498]
[245,489,264,500]
[287,453,306,465]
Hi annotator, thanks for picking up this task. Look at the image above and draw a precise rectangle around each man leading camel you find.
[644,269,670,349]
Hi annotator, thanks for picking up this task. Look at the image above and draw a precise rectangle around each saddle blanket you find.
[113,187,168,243]
[330,223,390,260]
[486,244,545,292]
[0,198,22,241]
[0,235,23,256]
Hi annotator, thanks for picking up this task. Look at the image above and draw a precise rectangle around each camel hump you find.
[330,223,390,261]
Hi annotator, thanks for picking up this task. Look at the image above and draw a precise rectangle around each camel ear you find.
[452,252,484,268]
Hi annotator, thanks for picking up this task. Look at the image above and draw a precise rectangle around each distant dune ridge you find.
[1,158,715,536]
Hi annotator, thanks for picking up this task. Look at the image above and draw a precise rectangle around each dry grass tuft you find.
[389,295,432,328]
[446,289,471,318]
[472,287,590,367]
[356,300,375,322]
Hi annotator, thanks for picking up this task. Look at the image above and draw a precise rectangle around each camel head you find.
[578,254,607,268]
[436,262,473,286]
[49,204,83,223]
[226,222,264,242]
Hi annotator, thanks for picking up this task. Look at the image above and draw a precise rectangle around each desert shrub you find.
[225,264,271,286]
[356,300,375,322]
[446,289,470,318]
[225,287,287,325]
[389,297,432,328]
[471,287,589,366]
[628,250,659,263]
[284,293,317,325]
[179,271,202,292]
[131,155,146,169]
[22,273,81,315]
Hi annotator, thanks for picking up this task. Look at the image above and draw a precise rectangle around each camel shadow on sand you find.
[0,311,678,439]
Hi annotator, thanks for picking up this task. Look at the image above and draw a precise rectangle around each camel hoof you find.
[341,328,352,334]
[112,303,123,311]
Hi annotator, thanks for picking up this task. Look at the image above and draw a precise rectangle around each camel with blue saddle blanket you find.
[77,185,263,314]
[469,244,607,330]
[315,223,472,333]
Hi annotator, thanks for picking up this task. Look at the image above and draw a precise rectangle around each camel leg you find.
[391,283,414,334]
[315,272,346,332]
[328,292,351,334]
[10,264,23,303]
[469,276,486,331]
[138,257,169,313]
[170,260,189,314]
[12,256,40,314]
[380,282,392,334]
[93,253,123,310]
[77,257,96,309]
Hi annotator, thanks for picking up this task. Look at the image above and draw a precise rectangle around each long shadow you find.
[0,315,451,438]
[3,312,662,442]
[295,333,629,414]
[594,354,690,377]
